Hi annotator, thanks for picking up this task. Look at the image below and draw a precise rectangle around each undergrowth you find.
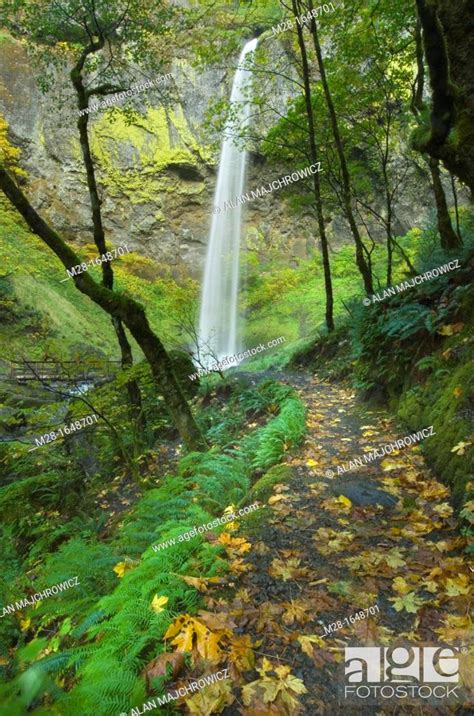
[0,378,306,715]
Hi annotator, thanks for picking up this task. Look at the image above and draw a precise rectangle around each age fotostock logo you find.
[340,645,469,704]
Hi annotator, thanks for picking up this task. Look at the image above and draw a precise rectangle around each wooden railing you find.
[3,360,121,383]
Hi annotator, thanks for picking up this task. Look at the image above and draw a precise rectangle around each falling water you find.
[198,38,258,364]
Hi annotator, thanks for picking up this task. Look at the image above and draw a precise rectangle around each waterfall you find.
[198,37,258,365]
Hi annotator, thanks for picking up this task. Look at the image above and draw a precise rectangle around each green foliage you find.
[0,371,305,714]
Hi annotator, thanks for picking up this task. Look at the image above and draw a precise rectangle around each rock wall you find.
[0,31,460,279]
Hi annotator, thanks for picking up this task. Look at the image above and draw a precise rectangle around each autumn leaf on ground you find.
[444,574,471,597]
[197,610,237,631]
[218,533,252,559]
[177,575,222,592]
[281,600,311,625]
[268,494,289,505]
[392,577,411,594]
[19,617,31,631]
[186,678,235,715]
[435,614,472,642]
[242,658,307,715]
[353,618,380,644]
[460,500,474,524]
[390,591,426,614]
[228,634,255,672]
[268,558,308,582]
[113,559,137,578]
[432,502,453,518]
[297,634,326,656]
[229,557,253,574]
[314,528,354,554]
[453,386,462,398]
[142,652,184,690]
[320,496,352,514]
[380,459,406,472]
[383,548,406,569]
[151,595,169,613]
[418,481,449,500]
[451,440,472,456]
[164,615,224,662]
[437,322,464,336]
[255,602,285,633]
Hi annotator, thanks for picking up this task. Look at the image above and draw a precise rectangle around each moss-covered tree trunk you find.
[70,60,146,434]
[411,20,462,251]
[428,158,463,250]
[0,167,208,452]
[414,0,474,193]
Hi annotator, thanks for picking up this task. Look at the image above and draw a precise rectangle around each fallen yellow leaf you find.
[151,595,169,613]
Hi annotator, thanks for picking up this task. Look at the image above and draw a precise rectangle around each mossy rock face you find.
[397,327,474,511]
[168,349,199,398]
[249,463,292,502]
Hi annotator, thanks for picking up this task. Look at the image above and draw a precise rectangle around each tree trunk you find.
[71,64,145,428]
[428,157,463,250]
[291,0,334,331]
[306,0,374,295]
[0,167,208,452]
[450,174,462,243]
[414,0,474,193]
[113,316,146,436]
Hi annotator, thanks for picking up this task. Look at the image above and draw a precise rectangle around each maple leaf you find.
[268,494,288,505]
[142,652,184,690]
[435,614,472,642]
[297,634,326,656]
[229,557,252,574]
[390,592,425,614]
[197,610,236,631]
[444,575,471,596]
[460,500,474,524]
[451,440,472,456]
[228,634,255,671]
[419,482,449,500]
[392,577,410,594]
[353,618,380,644]
[383,548,406,569]
[268,558,308,581]
[186,679,235,715]
[437,322,464,336]
[218,533,252,558]
[112,559,136,578]
[242,659,307,715]
[178,575,222,592]
[281,600,310,625]
[380,459,406,472]
[164,615,223,662]
[151,595,169,613]
[19,617,31,631]
[432,502,453,518]
[336,495,352,510]
[255,602,285,633]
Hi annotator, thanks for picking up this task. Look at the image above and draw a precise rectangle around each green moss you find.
[0,30,15,46]
[248,463,292,502]
[89,106,210,203]
[398,352,474,509]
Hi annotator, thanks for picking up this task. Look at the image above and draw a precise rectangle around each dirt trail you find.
[217,374,472,715]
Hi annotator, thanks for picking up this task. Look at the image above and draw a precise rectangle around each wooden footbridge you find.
[2,360,121,384]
